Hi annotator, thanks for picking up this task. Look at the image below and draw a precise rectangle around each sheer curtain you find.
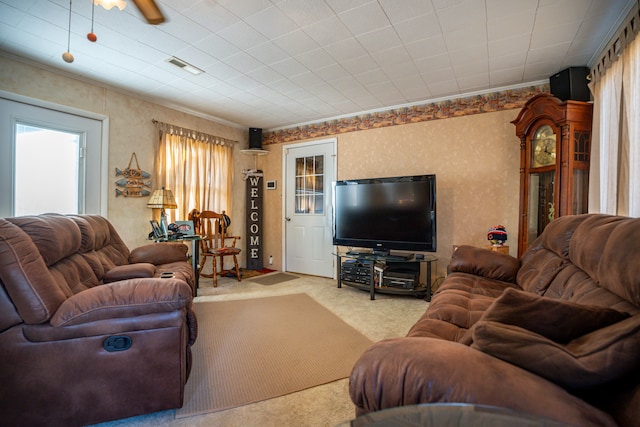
[622,35,640,215]
[588,56,623,214]
[589,9,640,217]
[154,121,235,222]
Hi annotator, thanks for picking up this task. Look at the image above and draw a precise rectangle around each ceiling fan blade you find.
[131,0,165,25]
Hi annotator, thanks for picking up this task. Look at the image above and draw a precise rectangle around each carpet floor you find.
[89,274,429,427]
[176,293,372,418]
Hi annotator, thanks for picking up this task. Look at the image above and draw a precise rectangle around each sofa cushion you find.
[71,215,130,271]
[516,215,586,295]
[407,272,518,341]
[516,248,568,295]
[0,219,67,324]
[543,265,640,315]
[49,253,101,296]
[8,215,81,266]
[468,288,630,343]
[569,214,640,307]
[470,314,640,389]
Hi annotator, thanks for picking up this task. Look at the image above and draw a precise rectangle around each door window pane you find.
[294,155,324,214]
[315,156,324,174]
[15,123,82,215]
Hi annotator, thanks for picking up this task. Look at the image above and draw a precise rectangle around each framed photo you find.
[175,220,195,236]
[150,220,164,239]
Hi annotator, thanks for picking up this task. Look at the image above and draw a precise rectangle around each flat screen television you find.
[333,174,436,254]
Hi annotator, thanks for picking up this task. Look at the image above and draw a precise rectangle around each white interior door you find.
[284,139,336,277]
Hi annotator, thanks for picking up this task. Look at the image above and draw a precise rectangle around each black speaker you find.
[249,128,263,149]
[550,67,590,102]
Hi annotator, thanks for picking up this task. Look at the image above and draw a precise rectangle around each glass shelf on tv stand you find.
[334,251,437,301]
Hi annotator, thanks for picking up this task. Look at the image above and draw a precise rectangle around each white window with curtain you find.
[153,120,236,222]
[589,6,640,217]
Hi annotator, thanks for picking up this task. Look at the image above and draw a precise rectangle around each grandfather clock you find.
[511,93,593,257]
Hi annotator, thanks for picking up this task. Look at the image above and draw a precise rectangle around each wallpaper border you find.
[263,84,549,145]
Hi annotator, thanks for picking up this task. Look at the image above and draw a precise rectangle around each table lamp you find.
[147,187,177,237]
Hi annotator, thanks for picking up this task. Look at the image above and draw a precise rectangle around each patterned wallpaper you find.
[260,84,551,275]
[264,84,549,144]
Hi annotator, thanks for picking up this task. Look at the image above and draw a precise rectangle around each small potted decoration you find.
[487,225,508,246]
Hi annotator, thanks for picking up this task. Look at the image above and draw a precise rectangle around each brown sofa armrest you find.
[448,245,520,283]
[129,242,188,265]
[103,263,155,283]
[50,278,192,327]
[349,337,616,426]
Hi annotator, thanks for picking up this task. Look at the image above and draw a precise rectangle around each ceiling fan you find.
[130,0,165,25]
[95,0,165,24]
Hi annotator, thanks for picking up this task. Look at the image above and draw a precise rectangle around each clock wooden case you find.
[512,93,593,257]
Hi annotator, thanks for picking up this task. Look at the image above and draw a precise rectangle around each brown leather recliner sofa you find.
[0,214,198,426]
[350,214,640,427]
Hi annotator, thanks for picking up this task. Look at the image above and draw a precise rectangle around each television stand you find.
[334,251,437,301]
[371,249,389,257]
[346,250,410,261]
[346,250,371,257]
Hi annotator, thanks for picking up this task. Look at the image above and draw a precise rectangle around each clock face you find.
[531,125,556,167]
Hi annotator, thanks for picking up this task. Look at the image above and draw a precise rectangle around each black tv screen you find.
[333,175,436,253]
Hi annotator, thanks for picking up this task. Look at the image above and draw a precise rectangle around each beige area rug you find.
[249,272,299,285]
[175,293,373,418]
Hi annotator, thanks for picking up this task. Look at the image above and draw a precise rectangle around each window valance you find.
[590,4,639,83]
[152,119,237,147]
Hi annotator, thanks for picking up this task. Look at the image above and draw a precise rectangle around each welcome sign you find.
[246,171,263,270]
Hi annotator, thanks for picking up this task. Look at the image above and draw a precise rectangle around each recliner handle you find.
[103,335,133,352]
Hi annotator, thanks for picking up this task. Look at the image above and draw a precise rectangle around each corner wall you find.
[259,109,522,277]
[0,56,250,260]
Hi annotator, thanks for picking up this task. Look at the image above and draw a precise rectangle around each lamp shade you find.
[94,0,127,11]
[147,187,177,209]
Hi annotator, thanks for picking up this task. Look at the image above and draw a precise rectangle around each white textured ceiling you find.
[0,0,634,130]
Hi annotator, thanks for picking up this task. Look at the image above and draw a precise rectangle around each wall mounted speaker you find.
[550,67,590,102]
[249,128,263,149]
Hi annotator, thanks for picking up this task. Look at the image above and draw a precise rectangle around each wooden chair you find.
[193,210,241,287]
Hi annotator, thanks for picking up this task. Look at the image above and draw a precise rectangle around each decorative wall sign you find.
[115,152,151,197]
[245,170,263,270]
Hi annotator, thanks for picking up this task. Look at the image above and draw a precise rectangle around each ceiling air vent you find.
[166,56,204,75]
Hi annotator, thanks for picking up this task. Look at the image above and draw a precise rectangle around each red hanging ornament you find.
[87,0,97,42]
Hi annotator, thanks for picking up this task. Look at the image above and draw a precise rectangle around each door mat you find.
[248,272,299,285]
[223,268,276,279]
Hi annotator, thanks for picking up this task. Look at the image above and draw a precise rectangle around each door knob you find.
[285,217,291,221]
